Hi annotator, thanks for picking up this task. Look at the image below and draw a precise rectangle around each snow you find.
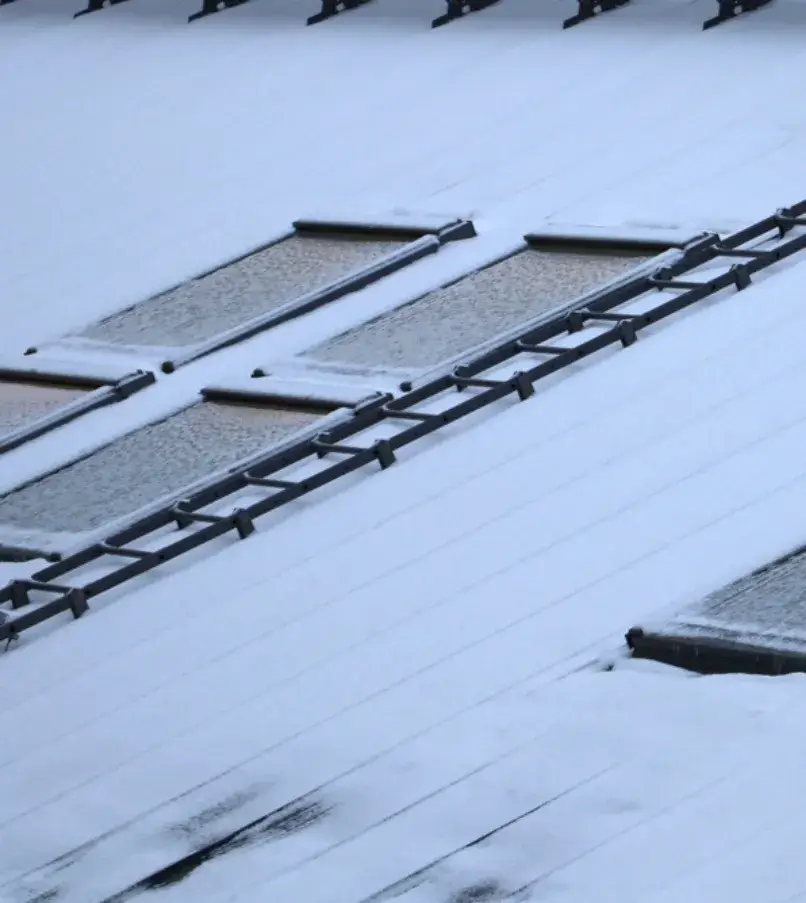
[7,252,806,900]
[5,0,806,901]
[6,667,806,903]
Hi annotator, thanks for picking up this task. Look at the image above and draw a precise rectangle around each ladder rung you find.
[516,341,568,355]
[8,581,88,617]
[242,472,299,491]
[172,505,226,525]
[452,375,505,389]
[380,407,435,422]
[311,438,368,456]
[98,543,153,560]
[311,437,396,469]
[649,276,708,291]
[565,308,645,334]
[776,212,806,228]
[17,580,76,595]
[173,504,255,540]
[577,311,642,323]
[713,244,772,259]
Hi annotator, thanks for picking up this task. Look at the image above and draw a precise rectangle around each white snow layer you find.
[4,0,806,901]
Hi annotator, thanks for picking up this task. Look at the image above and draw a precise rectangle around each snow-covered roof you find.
[3,1,806,901]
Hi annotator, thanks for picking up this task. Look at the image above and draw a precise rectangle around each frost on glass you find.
[0,381,87,435]
[80,234,405,348]
[687,546,806,644]
[0,402,322,535]
[305,247,652,371]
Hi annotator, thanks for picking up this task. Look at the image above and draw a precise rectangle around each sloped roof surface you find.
[3,2,806,901]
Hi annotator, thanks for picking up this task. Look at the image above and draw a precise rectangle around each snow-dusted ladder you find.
[73,0,130,18]
[5,0,773,30]
[431,0,501,27]
[68,0,373,23]
[562,0,772,28]
[701,0,773,28]
[187,0,372,25]
[3,200,806,648]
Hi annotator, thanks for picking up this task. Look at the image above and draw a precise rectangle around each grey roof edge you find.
[625,625,806,676]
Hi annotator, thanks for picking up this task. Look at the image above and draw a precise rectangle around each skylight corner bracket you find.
[307,0,373,26]
[438,219,477,244]
[432,0,500,28]
[563,0,629,28]
[112,369,157,400]
[188,0,250,24]
[702,0,772,29]
[73,0,130,17]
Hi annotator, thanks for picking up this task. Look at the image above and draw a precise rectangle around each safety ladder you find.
[3,200,806,647]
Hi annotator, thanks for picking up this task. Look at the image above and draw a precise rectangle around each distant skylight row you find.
[0,0,772,32]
